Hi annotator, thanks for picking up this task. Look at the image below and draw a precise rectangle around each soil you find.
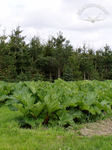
[78,118,112,137]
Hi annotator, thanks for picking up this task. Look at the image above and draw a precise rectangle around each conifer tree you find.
[0,33,16,81]
[52,32,73,78]
[28,36,44,76]
[9,26,30,79]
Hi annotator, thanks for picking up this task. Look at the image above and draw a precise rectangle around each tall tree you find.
[75,44,96,80]
[52,32,73,78]
[103,45,112,79]
[77,45,90,80]
[42,38,57,80]
[28,36,44,75]
[68,51,82,80]
[0,34,16,81]
[9,26,30,76]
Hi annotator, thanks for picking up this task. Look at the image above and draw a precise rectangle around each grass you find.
[0,106,112,150]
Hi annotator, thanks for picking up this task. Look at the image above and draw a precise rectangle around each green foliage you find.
[0,35,16,81]
[63,67,74,81]
[0,81,14,107]
[0,26,112,82]
[16,72,28,81]
[33,72,44,81]
[9,26,30,76]
[69,57,82,80]
[52,31,73,78]
[1,79,112,128]
[1,105,112,150]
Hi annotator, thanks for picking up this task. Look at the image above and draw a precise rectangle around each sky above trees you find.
[0,0,111,50]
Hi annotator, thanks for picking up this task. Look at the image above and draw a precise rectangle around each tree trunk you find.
[84,71,86,80]
[95,61,97,70]
[0,56,1,69]
[105,63,108,78]
[88,74,89,80]
[58,66,60,78]
[0,62,1,69]
[50,71,52,78]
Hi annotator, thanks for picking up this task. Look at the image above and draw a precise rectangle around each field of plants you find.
[1,79,112,149]
[1,105,112,150]
[1,79,112,128]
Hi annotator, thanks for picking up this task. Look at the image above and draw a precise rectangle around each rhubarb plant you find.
[1,79,112,128]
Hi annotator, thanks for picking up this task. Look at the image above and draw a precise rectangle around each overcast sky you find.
[0,0,111,50]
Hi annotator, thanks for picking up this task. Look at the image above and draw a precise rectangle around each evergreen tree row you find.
[0,26,112,82]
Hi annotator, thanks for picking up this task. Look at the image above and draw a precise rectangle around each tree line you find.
[0,26,112,82]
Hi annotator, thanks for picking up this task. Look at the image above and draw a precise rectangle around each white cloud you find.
[0,0,111,50]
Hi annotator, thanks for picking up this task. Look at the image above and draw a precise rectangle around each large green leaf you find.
[13,103,29,116]
[69,108,84,119]
[84,92,97,105]
[58,111,75,126]
[104,90,112,100]
[79,82,95,92]
[62,96,78,109]
[5,96,20,111]
[90,105,101,114]
[0,93,8,100]
[24,117,37,127]
[80,103,90,111]
[30,102,45,118]
[25,81,37,94]
[5,96,19,105]
[13,90,36,108]
[95,101,112,114]
[44,94,61,116]
[100,100,112,113]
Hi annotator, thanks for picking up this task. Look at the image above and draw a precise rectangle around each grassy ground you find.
[0,106,112,150]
